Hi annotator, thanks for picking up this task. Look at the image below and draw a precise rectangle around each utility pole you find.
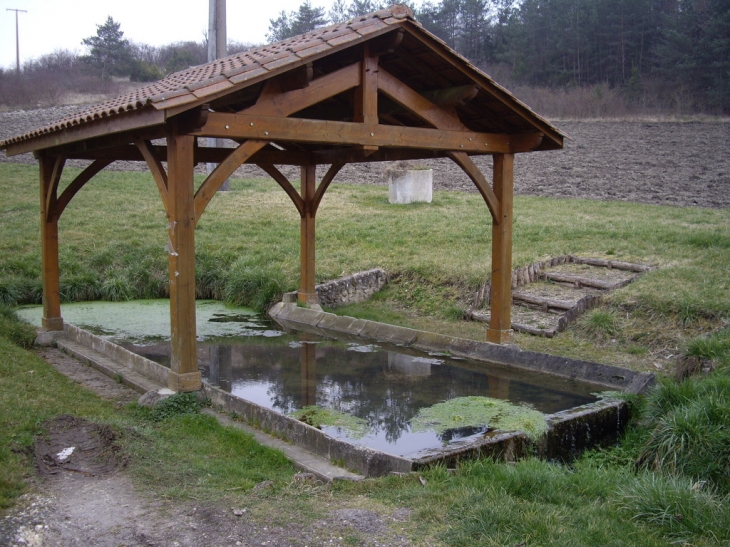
[207,0,230,191]
[6,8,27,72]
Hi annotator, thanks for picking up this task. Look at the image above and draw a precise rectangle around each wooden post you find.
[298,164,319,306]
[487,153,514,344]
[39,156,63,331]
[166,124,201,392]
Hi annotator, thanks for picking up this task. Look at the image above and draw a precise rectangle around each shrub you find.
[151,392,202,422]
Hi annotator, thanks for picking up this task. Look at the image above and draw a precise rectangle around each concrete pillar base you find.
[297,291,321,307]
[487,328,514,345]
[42,317,64,331]
[168,370,202,392]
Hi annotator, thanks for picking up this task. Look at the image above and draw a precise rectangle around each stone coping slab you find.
[268,302,655,394]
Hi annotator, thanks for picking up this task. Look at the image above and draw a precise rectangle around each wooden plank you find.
[193,113,511,153]
[6,107,166,156]
[193,139,268,224]
[166,125,201,392]
[39,156,63,331]
[378,68,466,131]
[447,151,499,223]
[487,153,514,344]
[255,164,304,216]
[299,165,318,306]
[512,292,575,310]
[312,162,345,214]
[243,62,361,117]
[56,159,112,219]
[541,272,626,291]
[572,257,654,272]
[135,139,169,216]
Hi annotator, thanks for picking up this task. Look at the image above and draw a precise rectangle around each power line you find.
[6,8,27,72]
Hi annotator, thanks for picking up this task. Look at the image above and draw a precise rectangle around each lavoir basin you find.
[18,300,654,476]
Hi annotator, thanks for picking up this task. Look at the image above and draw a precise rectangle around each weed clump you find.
[580,309,621,340]
[151,392,203,422]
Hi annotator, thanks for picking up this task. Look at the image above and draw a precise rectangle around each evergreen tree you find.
[268,2,328,42]
[81,17,131,80]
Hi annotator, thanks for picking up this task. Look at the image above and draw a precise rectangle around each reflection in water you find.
[122,311,598,458]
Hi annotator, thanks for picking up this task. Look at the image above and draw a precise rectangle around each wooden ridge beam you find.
[193,113,512,153]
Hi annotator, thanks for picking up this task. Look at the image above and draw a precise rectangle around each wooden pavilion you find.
[0,5,564,392]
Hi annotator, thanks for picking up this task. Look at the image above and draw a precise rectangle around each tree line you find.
[269,0,730,113]
[1,2,727,114]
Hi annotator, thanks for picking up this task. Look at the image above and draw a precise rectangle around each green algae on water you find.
[411,396,548,441]
[291,406,370,439]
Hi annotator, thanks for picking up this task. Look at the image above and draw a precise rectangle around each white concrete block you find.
[388,168,433,204]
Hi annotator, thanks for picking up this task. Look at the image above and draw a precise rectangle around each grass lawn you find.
[1,162,729,545]
[1,162,728,371]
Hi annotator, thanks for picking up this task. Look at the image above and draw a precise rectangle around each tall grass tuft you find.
[0,278,23,306]
[638,375,730,494]
[618,473,730,543]
[685,325,730,369]
[580,309,621,340]
[223,258,288,312]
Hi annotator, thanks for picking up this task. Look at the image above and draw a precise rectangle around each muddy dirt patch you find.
[35,415,123,477]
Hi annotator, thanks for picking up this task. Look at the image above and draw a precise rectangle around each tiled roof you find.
[0,5,414,149]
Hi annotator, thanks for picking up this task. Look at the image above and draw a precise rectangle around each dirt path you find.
[0,349,414,547]
[2,107,728,209]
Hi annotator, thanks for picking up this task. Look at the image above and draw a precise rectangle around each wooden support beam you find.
[447,151,500,223]
[243,62,361,117]
[135,139,169,215]
[43,155,65,223]
[355,46,379,125]
[39,156,63,330]
[193,113,511,153]
[256,163,305,216]
[299,164,318,307]
[56,159,112,219]
[166,124,201,392]
[312,162,344,215]
[193,139,268,224]
[487,153,514,345]
[378,68,466,131]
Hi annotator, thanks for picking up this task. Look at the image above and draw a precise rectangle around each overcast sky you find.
[0,0,345,70]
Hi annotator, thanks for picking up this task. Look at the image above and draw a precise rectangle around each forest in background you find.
[0,0,728,117]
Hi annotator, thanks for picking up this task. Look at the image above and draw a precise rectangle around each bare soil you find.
[2,107,728,208]
[0,348,414,547]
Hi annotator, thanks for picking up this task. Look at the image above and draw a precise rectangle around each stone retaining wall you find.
[285,268,388,308]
